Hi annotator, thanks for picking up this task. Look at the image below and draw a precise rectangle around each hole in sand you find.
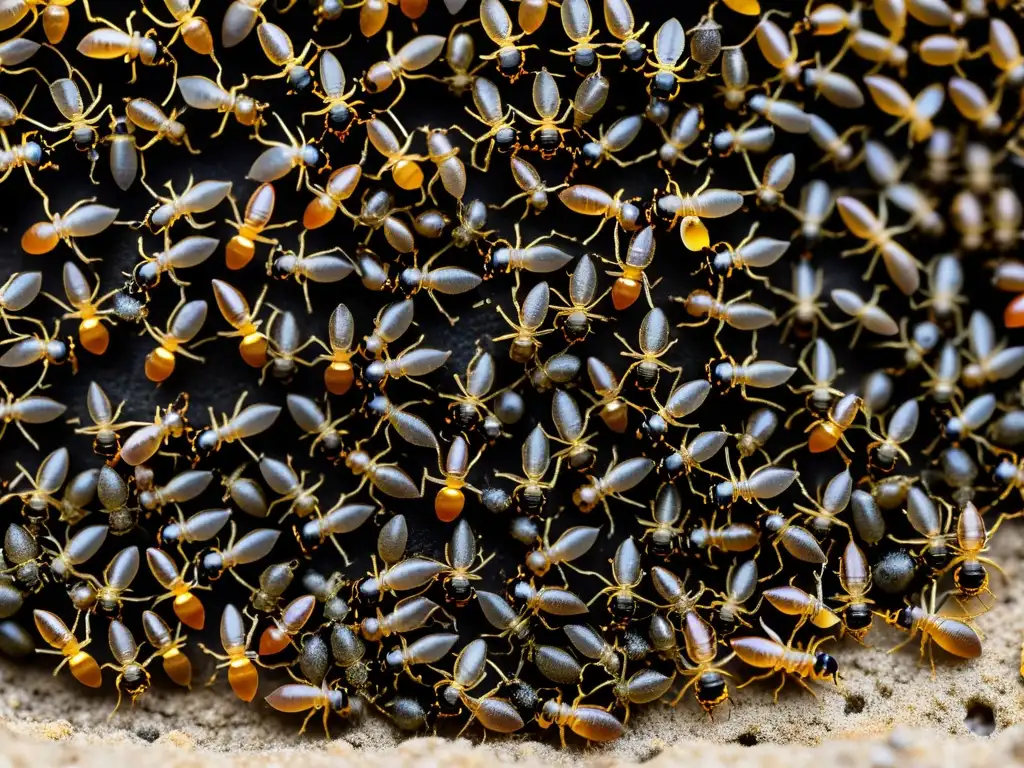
[736,732,758,747]
[844,694,865,715]
[965,700,996,736]
[638,746,663,763]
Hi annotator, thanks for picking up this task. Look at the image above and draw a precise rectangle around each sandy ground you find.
[2,524,1023,765]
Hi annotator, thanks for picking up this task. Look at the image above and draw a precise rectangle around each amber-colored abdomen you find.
[612,278,642,310]
[70,651,103,688]
[303,197,336,230]
[21,223,59,254]
[324,362,355,395]
[681,216,710,251]
[1004,293,1024,328]
[435,487,465,522]
[228,659,258,702]
[174,592,205,630]
[79,318,110,355]
[400,0,428,19]
[258,626,290,656]
[162,648,193,688]
[42,6,70,44]
[392,160,425,191]
[807,423,840,453]
[226,236,256,270]
[600,402,629,433]
[239,333,268,367]
[145,348,177,382]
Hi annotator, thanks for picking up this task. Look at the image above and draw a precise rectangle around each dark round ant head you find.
[357,577,382,604]
[122,665,147,694]
[309,146,329,170]
[450,401,480,431]
[133,260,161,291]
[518,484,545,513]
[270,256,293,280]
[444,577,473,605]
[94,433,119,459]
[398,267,422,296]
[68,580,96,612]
[314,0,343,17]
[23,140,43,166]
[508,578,534,611]
[487,247,510,275]
[639,412,668,442]
[696,671,726,708]
[537,129,561,152]
[50,338,72,366]
[813,652,839,683]
[196,548,224,583]
[648,528,675,558]
[327,687,349,713]
[620,203,641,230]
[870,445,897,472]
[298,520,324,553]
[994,458,1017,485]
[942,415,963,443]
[324,596,349,623]
[73,126,95,149]
[495,126,517,152]
[497,48,522,77]
[157,522,181,548]
[362,360,387,388]
[954,561,987,593]
[634,362,659,391]
[581,142,602,164]
[563,311,590,342]
[622,40,646,65]
[622,630,651,661]
[610,593,636,622]
[438,684,462,715]
[924,545,949,571]
[708,358,734,391]
[15,563,40,591]
[809,390,832,415]
[573,47,597,72]
[711,250,734,276]
[482,414,503,441]
[566,447,595,472]
[894,606,914,630]
[651,72,676,99]
[329,103,353,131]
[289,66,313,92]
[712,481,735,512]
[193,429,219,458]
[845,603,872,631]
[503,679,540,720]
[315,431,343,460]
[661,451,685,478]
[714,610,736,636]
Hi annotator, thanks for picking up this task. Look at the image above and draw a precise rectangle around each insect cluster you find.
[1,0,1024,749]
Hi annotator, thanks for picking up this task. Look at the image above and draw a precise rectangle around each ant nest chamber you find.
[1,0,1024,767]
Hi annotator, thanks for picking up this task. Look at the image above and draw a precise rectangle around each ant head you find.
[623,40,646,65]
[497,48,523,78]
[813,652,839,683]
[845,603,872,631]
